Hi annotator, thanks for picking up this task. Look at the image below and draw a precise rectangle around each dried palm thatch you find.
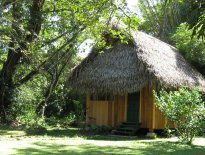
[68,27,205,94]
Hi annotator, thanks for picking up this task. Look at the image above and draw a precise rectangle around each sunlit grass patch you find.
[0,127,205,155]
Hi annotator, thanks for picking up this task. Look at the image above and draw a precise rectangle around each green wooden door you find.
[127,92,140,123]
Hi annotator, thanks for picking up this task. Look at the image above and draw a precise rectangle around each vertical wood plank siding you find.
[86,94,127,126]
[140,86,175,130]
[86,86,174,130]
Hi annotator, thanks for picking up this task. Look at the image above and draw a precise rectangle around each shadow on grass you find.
[26,128,142,141]
[45,128,81,138]
[0,125,24,131]
[0,125,26,137]
[1,126,205,154]
[14,141,205,155]
[0,130,8,134]
[0,125,142,141]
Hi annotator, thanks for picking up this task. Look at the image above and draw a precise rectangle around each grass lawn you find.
[0,127,205,155]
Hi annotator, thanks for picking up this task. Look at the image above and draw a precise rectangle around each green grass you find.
[0,126,205,155]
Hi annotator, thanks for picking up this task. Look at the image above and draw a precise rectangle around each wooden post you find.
[152,98,156,131]
[139,91,142,124]
[124,93,128,122]
[114,95,118,126]
[149,87,155,132]
[86,94,90,125]
[112,100,115,127]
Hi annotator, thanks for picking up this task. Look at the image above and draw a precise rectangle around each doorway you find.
[127,92,140,123]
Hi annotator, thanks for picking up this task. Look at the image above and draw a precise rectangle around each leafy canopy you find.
[171,23,205,66]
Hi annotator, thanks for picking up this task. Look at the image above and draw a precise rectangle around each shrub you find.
[43,87,85,125]
[25,124,47,135]
[154,87,205,144]
[10,75,46,125]
[45,112,78,128]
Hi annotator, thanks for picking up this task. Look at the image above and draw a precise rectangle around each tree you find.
[138,0,201,42]
[0,0,136,123]
[165,0,205,39]
[138,0,205,76]
[0,0,45,123]
[171,23,205,75]
[138,0,184,42]
[154,88,205,144]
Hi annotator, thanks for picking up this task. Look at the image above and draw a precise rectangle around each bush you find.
[43,87,85,127]
[45,112,78,128]
[154,87,205,144]
[43,87,85,124]
[10,75,46,125]
[25,124,47,135]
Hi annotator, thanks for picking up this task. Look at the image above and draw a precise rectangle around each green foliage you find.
[138,0,186,41]
[193,13,205,39]
[25,124,47,135]
[44,87,85,121]
[163,126,175,138]
[154,87,205,144]
[0,0,140,124]
[171,23,205,66]
[165,0,205,39]
[139,0,205,74]
[10,75,46,125]
[46,112,79,128]
[139,0,205,42]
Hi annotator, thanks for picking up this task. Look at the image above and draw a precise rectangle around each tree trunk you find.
[0,0,23,122]
[0,0,45,123]
[0,44,23,121]
[36,53,71,118]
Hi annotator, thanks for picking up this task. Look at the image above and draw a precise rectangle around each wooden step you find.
[113,130,136,136]
[117,127,136,132]
[120,124,138,128]
[120,122,140,128]
[122,122,138,125]
[111,122,141,136]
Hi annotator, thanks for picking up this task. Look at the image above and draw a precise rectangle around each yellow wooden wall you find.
[140,86,154,130]
[86,94,127,127]
[140,86,175,131]
[86,87,175,130]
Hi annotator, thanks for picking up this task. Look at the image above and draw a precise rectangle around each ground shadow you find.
[26,128,146,141]
[14,141,205,155]
[2,126,205,155]
[33,128,81,138]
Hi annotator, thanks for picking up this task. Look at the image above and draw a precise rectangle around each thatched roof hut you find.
[68,27,205,94]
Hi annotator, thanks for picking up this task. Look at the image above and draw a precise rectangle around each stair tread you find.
[120,124,139,127]
[113,131,135,136]
[111,122,140,136]
[120,125,139,128]
[117,129,136,132]
[118,127,137,130]
[122,122,137,125]
[115,130,135,133]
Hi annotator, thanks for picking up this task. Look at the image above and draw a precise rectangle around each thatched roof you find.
[68,29,205,94]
